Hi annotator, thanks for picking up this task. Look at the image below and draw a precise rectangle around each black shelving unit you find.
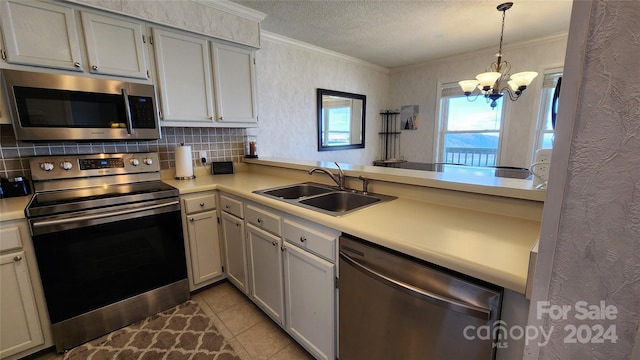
[375,110,404,164]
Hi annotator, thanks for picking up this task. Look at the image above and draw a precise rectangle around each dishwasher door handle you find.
[340,252,491,320]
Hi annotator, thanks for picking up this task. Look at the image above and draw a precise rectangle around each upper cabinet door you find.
[0,0,83,71]
[152,28,215,123]
[81,12,148,79]
[211,42,257,124]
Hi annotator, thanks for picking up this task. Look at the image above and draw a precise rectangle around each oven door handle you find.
[32,200,179,228]
[340,251,491,320]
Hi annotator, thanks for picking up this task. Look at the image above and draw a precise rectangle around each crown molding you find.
[192,0,266,22]
[261,31,390,74]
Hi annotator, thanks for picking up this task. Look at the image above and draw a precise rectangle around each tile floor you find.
[30,280,314,360]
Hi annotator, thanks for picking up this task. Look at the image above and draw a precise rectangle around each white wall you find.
[388,35,567,168]
[253,33,390,165]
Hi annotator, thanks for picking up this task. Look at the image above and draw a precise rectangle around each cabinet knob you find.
[299,236,306,243]
[190,217,194,222]
[225,204,230,209]
[271,241,277,246]
[280,246,285,252]
[209,116,214,120]
[257,218,263,224]
[219,116,224,121]
[13,255,22,262]
[235,222,240,227]
[200,202,205,207]
[92,65,98,71]
[73,61,81,67]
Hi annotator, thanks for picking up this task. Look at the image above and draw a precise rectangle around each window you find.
[535,71,563,150]
[437,83,505,166]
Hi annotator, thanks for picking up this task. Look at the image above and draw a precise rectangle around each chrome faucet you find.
[308,162,345,190]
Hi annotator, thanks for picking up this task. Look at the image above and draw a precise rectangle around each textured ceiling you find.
[230,0,573,69]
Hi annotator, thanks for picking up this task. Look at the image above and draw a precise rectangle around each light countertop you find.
[164,171,541,294]
[1,165,541,294]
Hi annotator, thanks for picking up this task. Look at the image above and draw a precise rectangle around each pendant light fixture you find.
[458,2,538,108]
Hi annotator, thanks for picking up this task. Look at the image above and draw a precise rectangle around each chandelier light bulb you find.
[510,71,539,87]
[476,72,501,90]
[459,80,480,94]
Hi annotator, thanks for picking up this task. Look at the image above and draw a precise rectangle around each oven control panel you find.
[30,153,160,181]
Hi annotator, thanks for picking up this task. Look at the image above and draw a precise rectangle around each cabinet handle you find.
[13,255,22,262]
[74,61,81,67]
[92,65,98,71]
[299,236,306,243]
[271,241,277,246]
[190,218,194,222]
[200,202,205,207]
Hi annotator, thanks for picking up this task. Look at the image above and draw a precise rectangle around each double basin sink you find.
[253,182,395,216]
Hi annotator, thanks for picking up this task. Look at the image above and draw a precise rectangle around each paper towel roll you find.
[175,145,195,179]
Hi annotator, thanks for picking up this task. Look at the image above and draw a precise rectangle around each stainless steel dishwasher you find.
[339,235,503,360]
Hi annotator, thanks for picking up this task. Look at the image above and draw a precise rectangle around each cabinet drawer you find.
[220,194,243,218]
[183,193,217,214]
[283,218,337,262]
[246,204,281,236]
[0,225,22,252]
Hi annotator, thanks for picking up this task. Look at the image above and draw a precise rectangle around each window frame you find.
[533,69,563,154]
[435,82,507,166]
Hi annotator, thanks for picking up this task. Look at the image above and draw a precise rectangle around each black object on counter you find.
[211,161,234,175]
[0,177,31,198]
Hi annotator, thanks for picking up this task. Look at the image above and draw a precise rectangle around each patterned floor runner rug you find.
[63,300,240,360]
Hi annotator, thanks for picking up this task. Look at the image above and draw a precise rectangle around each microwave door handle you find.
[121,88,133,135]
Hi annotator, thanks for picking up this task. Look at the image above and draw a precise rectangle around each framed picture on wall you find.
[401,105,418,130]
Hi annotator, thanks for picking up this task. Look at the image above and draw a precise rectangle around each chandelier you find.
[458,2,538,108]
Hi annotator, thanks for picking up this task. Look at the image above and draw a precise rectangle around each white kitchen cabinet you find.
[152,27,215,124]
[0,251,44,358]
[282,217,338,360]
[0,220,50,360]
[283,242,335,360]
[0,0,83,71]
[246,222,284,325]
[151,26,258,127]
[80,11,148,79]
[182,192,223,290]
[220,194,248,294]
[211,42,257,124]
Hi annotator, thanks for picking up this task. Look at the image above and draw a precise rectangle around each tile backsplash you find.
[0,125,246,180]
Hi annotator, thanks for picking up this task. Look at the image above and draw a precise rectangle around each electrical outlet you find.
[199,151,207,165]
[532,149,552,187]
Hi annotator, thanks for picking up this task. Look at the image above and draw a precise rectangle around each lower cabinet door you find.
[185,210,222,289]
[283,242,335,360]
[220,211,248,294]
[246,224,284,325]
[0,251,44,358]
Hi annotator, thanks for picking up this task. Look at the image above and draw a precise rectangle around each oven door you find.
[29,199,186,325]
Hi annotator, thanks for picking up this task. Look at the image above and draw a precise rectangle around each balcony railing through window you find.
[444,147,497,166]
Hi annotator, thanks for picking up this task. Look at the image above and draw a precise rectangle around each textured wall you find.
[537,1,640,358]
[253,35,390,165]
[389,36,567,168]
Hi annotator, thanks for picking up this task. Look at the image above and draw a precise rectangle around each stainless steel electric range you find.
[25,152,189,352]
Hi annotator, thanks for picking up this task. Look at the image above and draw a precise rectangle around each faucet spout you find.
[308,162,346,190]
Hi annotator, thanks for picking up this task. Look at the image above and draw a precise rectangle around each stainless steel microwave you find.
[3,69,161,141]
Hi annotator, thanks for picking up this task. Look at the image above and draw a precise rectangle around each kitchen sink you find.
[254,182,395,216]
[261,183,335,199]
[299,191,380,212]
